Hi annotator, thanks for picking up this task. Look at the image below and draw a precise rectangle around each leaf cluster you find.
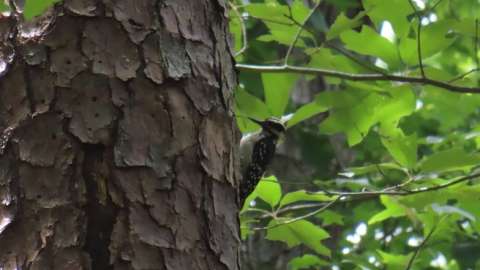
[232,0,480,269]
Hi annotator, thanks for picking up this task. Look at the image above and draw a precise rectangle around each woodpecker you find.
[239,117,286,205]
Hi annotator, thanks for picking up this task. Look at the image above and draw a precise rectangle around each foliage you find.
[232,0,480,269]
[0,0,61,19]
[23,0,61,19]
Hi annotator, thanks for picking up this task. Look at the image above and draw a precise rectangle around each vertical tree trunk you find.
[0,1,239,269]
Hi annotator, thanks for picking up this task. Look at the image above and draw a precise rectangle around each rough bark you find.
[0,1,239,269]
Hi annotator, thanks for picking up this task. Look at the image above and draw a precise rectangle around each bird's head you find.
[248,117,286,138]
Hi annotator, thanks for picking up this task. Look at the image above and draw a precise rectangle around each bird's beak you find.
[248,117,264,127]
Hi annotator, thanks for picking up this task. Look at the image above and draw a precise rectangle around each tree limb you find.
[229,1,248,57]
[405,216,446,270]
[250,196,341,231]
[408,0,425,78]
[283,0,321,65]
[235,63,480,93]
[244,172,480,230]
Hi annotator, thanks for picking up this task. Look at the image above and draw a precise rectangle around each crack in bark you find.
[82,144,116,270]
[22,65,36,114]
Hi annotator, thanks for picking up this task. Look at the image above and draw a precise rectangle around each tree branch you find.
[326,42,389,75]
[244,173,479,231]
[475,19,479,69]
[229,2,248,57]
[405,216,446,270]
[235,63,480,93]
[448,68,480,83]
[250,196,341,231]
[283,1,321,65]
[408,0,426,78]
[323,172,480,198]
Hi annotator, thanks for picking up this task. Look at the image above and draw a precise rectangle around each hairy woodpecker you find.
[239,117,286,204]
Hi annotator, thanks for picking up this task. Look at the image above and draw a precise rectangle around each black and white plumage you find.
[239,117,286,204]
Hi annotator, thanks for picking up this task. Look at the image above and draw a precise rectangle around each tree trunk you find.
[0,1,239,269]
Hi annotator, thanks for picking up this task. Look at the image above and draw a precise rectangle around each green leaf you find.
[381,133,417,169]
[318,88,379,145]
[250,176,282,208]
[258,26,313,48]
[374,85,416,124]
[420,86,480,131]
[380,125,417,169]
[399,184,454,213]
[417,210,439,237]
[368,195,407,224]
[346,163,406,176]
[362,0,411,37]
[316,209,344,226]
[288,254,328,270]
[419,148,480,173]
[244,3,291,23]
[235,88,269,118]
[318,83,415,146]
[288,0,312,22]
[340,26,400,69]
[453,18,479,37]
[235,88,270,132]
[246,1,314,47]
[263,73,297,116]
[279,190,333,207]
[399,20,457,65]
[327,11,366,40]
[246,1,310,23]
[266,219,331,257]
[287,100,329,127]
[307,47,368,77]
[24,0,61,20]
[420,19,457,59]
[416,199,477,242]
[377,250,413,270]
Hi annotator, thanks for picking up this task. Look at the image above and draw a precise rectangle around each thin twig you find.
[242,207,274,216]
[283,1,321,65]
[326,43,389,75]
[284,14,319,46]
[325,172,480,198]
[405,216,447,270]
[431,0,445,10]
[475,19,479,69]
[235,64,480,93]
[408,172,480,194]
[244,173,479,230]
[250,196,341,231]
[249,15,295,26]
[229,2,248,57]
[382,174,415,192]
[274,202,327,215]
[254,202,329,219]
[408,0,426,78]
[447,68,480,83]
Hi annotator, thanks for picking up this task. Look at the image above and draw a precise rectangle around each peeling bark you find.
[0,1,239,269]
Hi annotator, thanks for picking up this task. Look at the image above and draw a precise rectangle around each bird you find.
[238,117,286,204]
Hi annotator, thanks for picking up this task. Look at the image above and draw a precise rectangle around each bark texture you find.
[0,1,239,269]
